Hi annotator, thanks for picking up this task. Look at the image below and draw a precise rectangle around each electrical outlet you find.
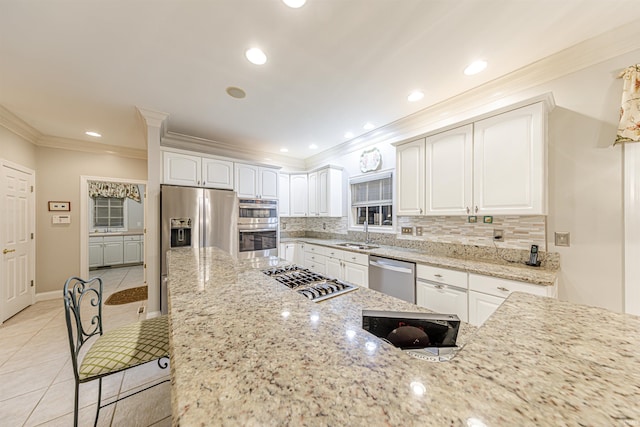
[493,229,504,242]
[401,227,413,235]
[415,227,423,236]
[555,231,570,247]
[281,223,286,230]
[323,223,326,230]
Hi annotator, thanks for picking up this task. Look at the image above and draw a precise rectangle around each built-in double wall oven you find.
[237,198,279,259]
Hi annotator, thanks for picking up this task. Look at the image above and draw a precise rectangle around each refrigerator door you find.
[203,189,238,254]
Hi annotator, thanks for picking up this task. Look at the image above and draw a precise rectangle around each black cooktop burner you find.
[262,265,357,302]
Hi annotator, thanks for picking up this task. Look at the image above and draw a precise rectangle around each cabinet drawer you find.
[304,244,327,256]
[89,236,104,244]
[341,251,368,266]
[103,236,124,243]
[123,235,142,242]
[304,253,326,266]
[469,274,551,298]
[416,264,467,288]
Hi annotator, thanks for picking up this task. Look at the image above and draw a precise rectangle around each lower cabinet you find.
[89,234,144,268]
[303,244,327,275]
[325,248,369,288]
[468,273,557,326]
[415,264,468,322]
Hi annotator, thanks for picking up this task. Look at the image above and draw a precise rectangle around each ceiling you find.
[1,0,639,160]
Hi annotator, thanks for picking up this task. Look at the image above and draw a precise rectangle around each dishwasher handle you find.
[369,260,413,274]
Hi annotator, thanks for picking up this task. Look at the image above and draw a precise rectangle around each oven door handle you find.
[238,228,277,233]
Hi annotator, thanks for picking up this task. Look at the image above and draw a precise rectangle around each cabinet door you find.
[308,172,318,216]
[396,138,425,215]
[289,174,308,217]
[473,102,545,215]
[88,242,103,268]
[202,158,234,190]
[325,257,342,279]
[235,164,259,198]
[425,125,473,215]
[294,243,305,265]
[416,281,468,322]
[343,262,368,288]
[318,169,329,216]
[163,152,201,186]
[468,291,504,326]
[317,167,342,217]
[260,168,279,199]
[103,240,124,265]
[124,241,140,264]
[279,174,290,216]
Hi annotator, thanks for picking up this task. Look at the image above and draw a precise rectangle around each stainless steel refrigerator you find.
[160,185,238,313]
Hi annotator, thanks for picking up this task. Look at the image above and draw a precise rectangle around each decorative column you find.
[137,107,168,318]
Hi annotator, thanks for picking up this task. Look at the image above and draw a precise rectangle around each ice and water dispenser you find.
[170,218,192,248]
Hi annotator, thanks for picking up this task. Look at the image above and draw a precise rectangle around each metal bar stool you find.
[63,276,170,426]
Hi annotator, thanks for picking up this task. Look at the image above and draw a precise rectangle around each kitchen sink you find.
[336,242,379,250]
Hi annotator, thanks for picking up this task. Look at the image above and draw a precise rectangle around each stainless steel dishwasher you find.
[369,255,416,303]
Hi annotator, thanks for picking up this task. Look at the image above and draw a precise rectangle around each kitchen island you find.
[167,247,640,426]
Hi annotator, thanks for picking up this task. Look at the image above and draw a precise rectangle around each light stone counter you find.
[167,247,639,426]
[282,237,558,286]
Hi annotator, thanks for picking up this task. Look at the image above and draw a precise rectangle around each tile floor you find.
[0,266,171,426]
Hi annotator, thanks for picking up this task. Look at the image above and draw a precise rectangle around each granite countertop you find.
[281,237,558,286]
[167,247,640,426]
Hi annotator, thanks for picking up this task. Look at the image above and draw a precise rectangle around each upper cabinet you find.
[289,173,308,217]
[162,151,233,190]
[473,102,545,215]
[279,173,290,216]
[396,138,425,215]
[397,102,547,216]
[235,163,279,199]
[309,166,343,217]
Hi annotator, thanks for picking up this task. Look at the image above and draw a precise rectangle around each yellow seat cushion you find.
[79,315,169,380]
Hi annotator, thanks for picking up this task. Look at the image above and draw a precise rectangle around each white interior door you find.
[1,162,35,323]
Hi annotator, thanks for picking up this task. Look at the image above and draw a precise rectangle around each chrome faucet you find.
[364,220,370,244]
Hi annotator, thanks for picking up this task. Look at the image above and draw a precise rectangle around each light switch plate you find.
[415,227,423,236]
[555,232,570,247]
[401,227,413,235]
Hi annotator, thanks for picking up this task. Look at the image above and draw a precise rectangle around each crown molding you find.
[161,131,305,170]
[136,107,169,129]
[0,105,42,144]
[304,20,640,169]
[37,135,147,160]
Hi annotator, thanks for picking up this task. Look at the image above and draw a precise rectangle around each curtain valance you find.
[615,64,640,145]
[88,181,141,202]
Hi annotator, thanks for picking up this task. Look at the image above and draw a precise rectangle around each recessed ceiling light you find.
[282,0,306,8]
[408,91,424,102]
[344,132,354,139]
[464,60,487,76]
[363,122,375,130]
[245,47,267,65]
[226,86,246,99]
[309,144,318,149]
[280,148,289,153]
[85,131,101,137]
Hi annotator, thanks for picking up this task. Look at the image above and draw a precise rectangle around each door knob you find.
[3,249,16,254]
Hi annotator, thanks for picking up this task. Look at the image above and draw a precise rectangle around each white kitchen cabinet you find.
[396,102,547,216]
[303,244,327,274]
[123,235,143,264]
[324,247,369,288]
[162,151,234,189]
[279,173,290,216]
[279,241,299,262]
[468,273,557,326]
[295,242,305,265]
[425,125,473,215]
[396,138,425,215]
[235,163,279,199]
[473,102,545,215]
[416,264,468,322]
[103,236,124,266]
[289,174,308,217]
[89,237,104,268]
[308,166,343,217]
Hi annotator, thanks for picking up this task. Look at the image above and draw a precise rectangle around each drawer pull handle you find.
[497,286,509,292]
[351,257,356,260]
[434,274,443,278]
[434,284,444,290]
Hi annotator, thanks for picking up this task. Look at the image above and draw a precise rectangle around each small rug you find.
[105,286,148,305]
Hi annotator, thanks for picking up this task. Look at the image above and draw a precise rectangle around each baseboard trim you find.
[146,310,162,319]
[36,290,61,302]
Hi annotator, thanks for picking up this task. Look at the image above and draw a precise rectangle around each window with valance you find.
[88,181,142,202]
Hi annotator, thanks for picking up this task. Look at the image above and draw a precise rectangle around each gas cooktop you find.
[262,265,357,302]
